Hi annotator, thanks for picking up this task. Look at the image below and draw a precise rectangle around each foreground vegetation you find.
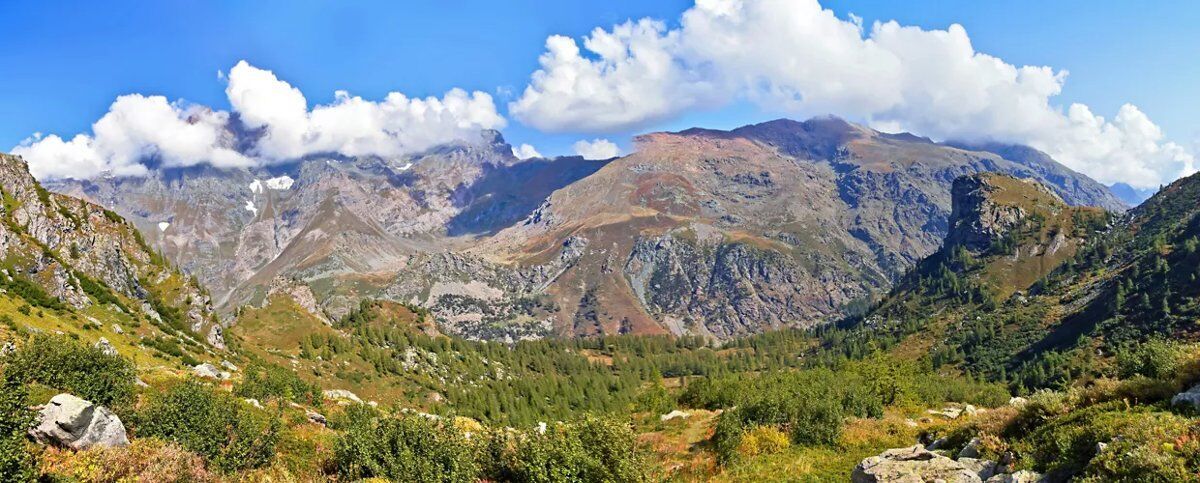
[8,297,1200,481]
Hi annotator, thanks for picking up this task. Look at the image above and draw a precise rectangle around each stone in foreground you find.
[852,445,982,483]
[30,394,129,450]
[1171,383,1200,410]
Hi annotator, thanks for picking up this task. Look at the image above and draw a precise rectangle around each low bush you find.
[333,411,480,482]
[735,425,790,458]
[633,380,673,415]
[1006,389,1075,436]
[0,369,35,481]
[1115,338,1184,380]
[235,363,323,407]
[1020,402,1195,479]
[134,380,280,473]
[677,376,741,410]
[38,438,217,482]
[501,416,647,483]
[3,332,135,408]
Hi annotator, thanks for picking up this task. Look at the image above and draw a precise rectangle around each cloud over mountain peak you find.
[510,0,1194,188]
[15,61,505,180]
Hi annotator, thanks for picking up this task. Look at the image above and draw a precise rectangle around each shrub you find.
[677,376,741,410]
[502,416,647,483]
[38,438,217,483]
[0,275,66,311]
[0,369,35,481]
[1116,338,1184,380]
[633,380,672,415]
[735,425,790,458]
[134,380,280,473]
[1007,389,1074,436]
[713,408,748,465]
[234,363,323,407]
[3,332,135,408]
[1022,403,1195,479]
[74,272,130,314]
[142,336,183,357]
[333,412,480,482]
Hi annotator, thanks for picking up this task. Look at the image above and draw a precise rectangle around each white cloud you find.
[13,94,250,179]
[573,138,621,160]
[226,61,505,162]
[512,0,1194,188]
[511,143,542,159]
[510,19,721,133]
[15,61,505,180]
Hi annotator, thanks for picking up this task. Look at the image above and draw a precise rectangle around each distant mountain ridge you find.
[42,117,1127,341]
[1107,181,1158,206]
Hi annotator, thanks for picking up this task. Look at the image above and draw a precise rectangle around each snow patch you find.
[248,179,263,194]
[398,162,413,171]
[244,200,258,216]
[265,175,294,190]
[157,222,170,232]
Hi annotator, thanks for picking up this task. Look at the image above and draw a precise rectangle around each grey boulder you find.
[985,470,1044,483]
[1171,383,1200,410]
[30,394,129,450]
[853,445,982,483]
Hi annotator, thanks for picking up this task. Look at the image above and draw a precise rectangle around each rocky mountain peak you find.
[0,154,223,347]
[0,153,39,199]
[947,173,1064,252]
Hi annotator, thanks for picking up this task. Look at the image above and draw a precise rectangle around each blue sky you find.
[2,0,1197,188]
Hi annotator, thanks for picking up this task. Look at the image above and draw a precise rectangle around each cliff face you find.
[947,174,1060,252]
[0,154,221,347]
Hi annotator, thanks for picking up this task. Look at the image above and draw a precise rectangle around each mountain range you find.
[45,116,1127,342]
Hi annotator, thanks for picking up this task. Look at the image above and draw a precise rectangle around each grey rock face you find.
[624,234,867,338]
[958,437,982,458]
[958,457,997,480]
[30,394,129,450]
[0,154,222,347]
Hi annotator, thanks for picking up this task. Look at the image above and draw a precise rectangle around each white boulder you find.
[323,389,363,404]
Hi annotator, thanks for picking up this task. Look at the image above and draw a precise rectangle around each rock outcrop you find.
[852,445,982,482]
[856,444,1043,483]
[30,394,129,450]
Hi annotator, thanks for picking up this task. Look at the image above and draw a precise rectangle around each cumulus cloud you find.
[510,19,721,133]
[15,61,505,180]
[512,0,1193,188]
[13,94,251,179]
[225,61,506,162]
[573,138,621,160]
[511,143,542,159]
